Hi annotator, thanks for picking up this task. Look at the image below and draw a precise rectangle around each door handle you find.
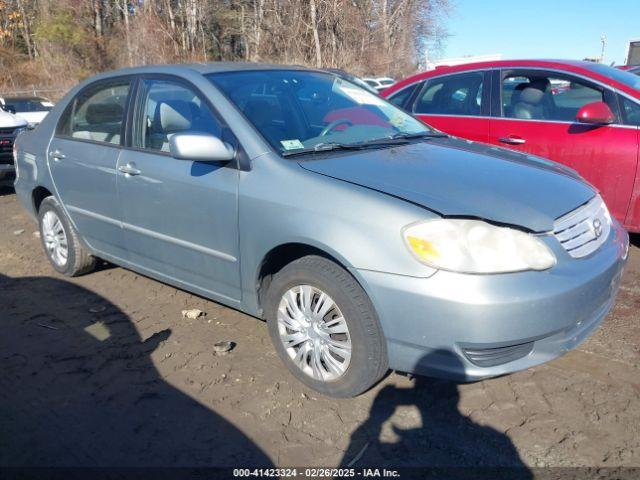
[118,163,142,176]
[50,150,66,161]
[499,136,526,145]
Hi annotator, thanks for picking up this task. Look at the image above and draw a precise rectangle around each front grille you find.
[0,127,16,135]
[462,341,534,367]
[553,195,611,259]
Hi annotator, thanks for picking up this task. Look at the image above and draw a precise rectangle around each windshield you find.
[207,70,432,154]
[582,63,640,91]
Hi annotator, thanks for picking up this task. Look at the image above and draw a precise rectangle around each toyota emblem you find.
[593,218,602,238]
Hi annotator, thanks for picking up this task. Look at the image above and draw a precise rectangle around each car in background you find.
[384,59,640,233]
[376,77,396,89]
[323,68,379,94]
[362,77,396,93]
[0,96,54,126]
[0,107,27,183]
[619,65,640,76]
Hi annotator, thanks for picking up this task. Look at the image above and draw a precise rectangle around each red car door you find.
[488,69,638,227]
[410,71,491,143]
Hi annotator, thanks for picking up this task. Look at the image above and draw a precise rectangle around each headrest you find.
[85,103,123,125]
[158,100,193,133]
[517,79,550,105]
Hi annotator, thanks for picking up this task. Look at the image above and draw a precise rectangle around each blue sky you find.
[439,0,640,65]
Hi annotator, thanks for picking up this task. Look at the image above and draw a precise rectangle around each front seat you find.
[512,79,550,120]
[150,100,193,152]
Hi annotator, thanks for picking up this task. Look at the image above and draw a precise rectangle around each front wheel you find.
[264,255,388,397]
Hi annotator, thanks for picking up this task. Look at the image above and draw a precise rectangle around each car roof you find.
[383,59,640,98]
[92,62,312,79]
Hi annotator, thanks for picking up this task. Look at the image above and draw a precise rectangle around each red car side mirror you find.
[575,101,615,125]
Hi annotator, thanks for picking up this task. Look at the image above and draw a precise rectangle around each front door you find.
[488,69,638,225]
[48,78,131,259]
[117,77,241,304]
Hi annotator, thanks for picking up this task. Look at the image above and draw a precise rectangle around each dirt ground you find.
[1,186,639,473]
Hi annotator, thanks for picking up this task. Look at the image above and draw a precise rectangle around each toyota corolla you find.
[13,63,629,397]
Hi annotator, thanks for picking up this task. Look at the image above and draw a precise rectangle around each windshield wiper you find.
[281,132,446,157]
[282,141,372,157]
[387,131,449,140]
[343,132,449,149]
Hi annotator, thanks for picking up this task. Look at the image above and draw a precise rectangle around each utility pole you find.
[600,35,607,63]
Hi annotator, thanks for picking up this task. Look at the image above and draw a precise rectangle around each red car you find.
[383,60,640,232]
[619,65,640,76]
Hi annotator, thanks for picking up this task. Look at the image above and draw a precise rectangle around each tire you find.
[38,196,96,276]
[264,255,388,397]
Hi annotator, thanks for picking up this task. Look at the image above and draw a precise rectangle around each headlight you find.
[403,219,556,274]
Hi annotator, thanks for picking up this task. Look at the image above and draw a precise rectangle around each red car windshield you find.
[583,63,640,91]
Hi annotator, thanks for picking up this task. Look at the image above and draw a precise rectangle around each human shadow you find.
[341,350,532,479]
[0,274,272,472]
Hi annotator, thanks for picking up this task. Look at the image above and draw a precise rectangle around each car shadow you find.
[0,273,272,471]
[630,233,640,248]
[340,350,532,479]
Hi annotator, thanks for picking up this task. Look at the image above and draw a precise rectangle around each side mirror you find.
[169,132,235,162]
[575,101,615,125]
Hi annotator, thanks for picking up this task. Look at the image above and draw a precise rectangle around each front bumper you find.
[354,221,629,381]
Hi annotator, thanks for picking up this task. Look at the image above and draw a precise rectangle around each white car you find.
[0,108,27,182]
[0,96,54,126]
[362,77,396,92]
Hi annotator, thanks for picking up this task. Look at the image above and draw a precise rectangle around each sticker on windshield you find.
[280,139,304,150]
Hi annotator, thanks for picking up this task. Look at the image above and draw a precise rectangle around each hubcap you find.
[42,210,68,267]
[277,285,351,382]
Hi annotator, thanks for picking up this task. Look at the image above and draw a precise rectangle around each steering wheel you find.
[320,118,353,136]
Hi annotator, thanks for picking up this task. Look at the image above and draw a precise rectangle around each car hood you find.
[298,137,595,232]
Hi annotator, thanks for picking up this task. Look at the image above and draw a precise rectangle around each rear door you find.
[117,76,241,304]
[409,70,490,143]
[488,69,638,225]
[47,78,132,260]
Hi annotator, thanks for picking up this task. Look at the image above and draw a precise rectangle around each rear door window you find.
[387,83,420,111]
[57,80,130,145]
[414,72,485,116]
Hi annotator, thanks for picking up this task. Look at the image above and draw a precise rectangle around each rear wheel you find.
[38,196,96,276]
[264,255,388,397]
